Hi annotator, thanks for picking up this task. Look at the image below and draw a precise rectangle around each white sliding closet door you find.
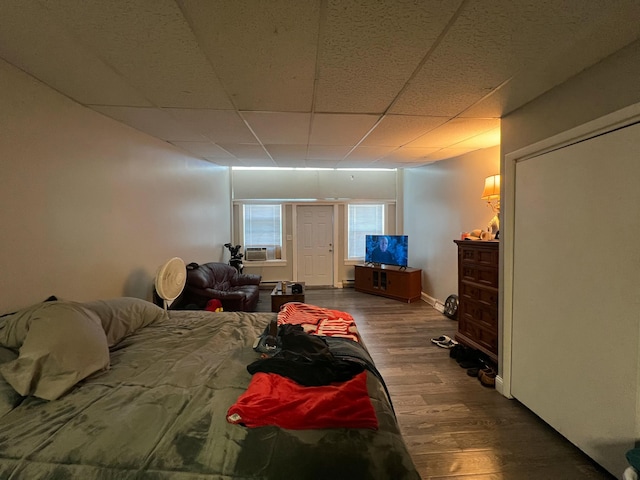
[511,121,640,476]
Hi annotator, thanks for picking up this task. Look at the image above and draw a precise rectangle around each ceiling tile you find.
[463,5,640,118]
[0,1,152,106]
[309,113,379,145]
[42,0,233,109]
[407,118,500,148]
[422,147,477,161]
[265,145,308,161]
[393,160,435,168]
[381,147,440,162]
[361,115,449,147]
[390,0,639,117]
[335,158,381,168]
[345,146,397,161]
[453,127,501,149]
[203,157,243,167]
[91,106,204,141]
[306,145,353,160]
[238,157,278,167]
[180,0,320,112]
[243,112,311,144]
[166,109,257,143]
[170,141,236,158]
[315,0,464,113]
[301,159,339,168]
[218,144,272,161]
[271,159,305,168]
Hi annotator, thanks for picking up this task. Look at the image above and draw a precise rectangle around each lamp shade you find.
[481,174,500,200]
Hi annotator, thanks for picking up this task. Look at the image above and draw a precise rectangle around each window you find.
[243,204,282,260]
[347,204,384,259]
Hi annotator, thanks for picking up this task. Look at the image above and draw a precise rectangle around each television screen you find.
[365,235,408,267]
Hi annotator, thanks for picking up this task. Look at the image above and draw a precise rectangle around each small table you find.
[270,281,305,312]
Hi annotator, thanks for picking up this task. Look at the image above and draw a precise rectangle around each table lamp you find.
[481,174,500,238]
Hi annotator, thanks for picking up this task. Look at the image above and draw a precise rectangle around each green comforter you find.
[0,310,420,479]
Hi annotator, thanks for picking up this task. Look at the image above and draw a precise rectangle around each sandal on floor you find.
[430,335,458,349]
[430,335,451,345]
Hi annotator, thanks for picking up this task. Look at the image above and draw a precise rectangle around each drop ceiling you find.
[1,0,639,168]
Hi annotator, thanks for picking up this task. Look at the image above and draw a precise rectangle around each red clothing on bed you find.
[277,302,359,342]
[227,371,378,430]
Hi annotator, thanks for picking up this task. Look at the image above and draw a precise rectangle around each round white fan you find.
[155,257,186,310]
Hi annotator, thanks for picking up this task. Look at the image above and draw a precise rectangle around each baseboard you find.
[422,292,445,312]
[422,292,437,306]
[495,375,512,398]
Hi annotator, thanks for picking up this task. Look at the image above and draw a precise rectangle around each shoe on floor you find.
[430,334,451,344]
[430,335,458,349]
[449,344,463,359]
[459,359,482,369]
[478,368,497,388]
[455,346,480,364]
[478,367,495,377]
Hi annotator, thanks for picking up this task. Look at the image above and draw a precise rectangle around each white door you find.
[510,121,640,476]
[296,205,333,286]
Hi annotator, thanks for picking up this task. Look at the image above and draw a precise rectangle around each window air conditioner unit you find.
[245,247,268,261]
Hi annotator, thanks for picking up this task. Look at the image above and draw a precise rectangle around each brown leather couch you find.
[175,262,262,312]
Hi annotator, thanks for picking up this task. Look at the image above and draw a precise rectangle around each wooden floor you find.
[256,287,614,480]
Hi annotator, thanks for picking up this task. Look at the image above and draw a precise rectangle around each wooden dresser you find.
[453,240,499,362]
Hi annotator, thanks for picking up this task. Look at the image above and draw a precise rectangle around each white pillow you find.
[82,297,168,347]
[0,302,110,401]
[0,347,21,416]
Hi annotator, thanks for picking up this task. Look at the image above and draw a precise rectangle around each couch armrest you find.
[234,273,262,286]
[202,289,246,300]
[181,288,244,304]
[200,289,247,311]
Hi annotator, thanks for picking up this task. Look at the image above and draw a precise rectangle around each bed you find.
[0,297,420,479]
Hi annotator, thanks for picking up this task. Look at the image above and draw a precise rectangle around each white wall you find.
[403,147,500,304]
[0,59,231,313]
[502,39,640,157]
[232,169,397,200]
[232,169,398,284]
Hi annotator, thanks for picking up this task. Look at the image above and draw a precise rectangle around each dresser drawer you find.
[457,319,498,354]
[460,282,498,307]
[459,245,499,266]
[460,263,498,288]
[459,299,498,330]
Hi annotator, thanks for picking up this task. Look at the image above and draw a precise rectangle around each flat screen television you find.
[365,235,408,268]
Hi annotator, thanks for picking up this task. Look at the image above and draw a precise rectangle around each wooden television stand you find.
[354,264,422,303]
